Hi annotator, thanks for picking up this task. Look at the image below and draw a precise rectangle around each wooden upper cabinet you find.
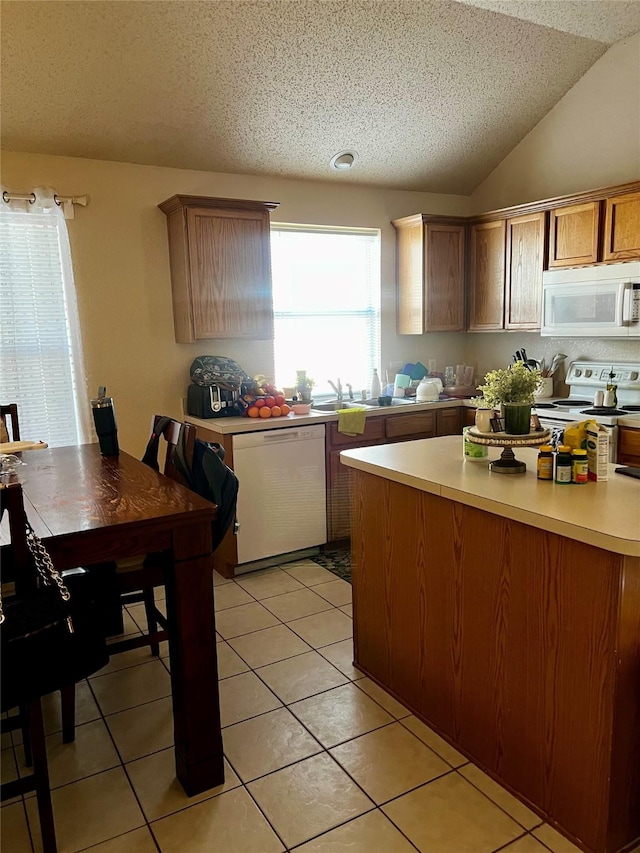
[468,220,506,330]
[505,212,546,330]
[158,195,279,343]
[548,201,600,268]
[603,191,640,261]
[393,215,465,334]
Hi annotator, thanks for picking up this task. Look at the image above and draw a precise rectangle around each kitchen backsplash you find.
[464,334,640,396]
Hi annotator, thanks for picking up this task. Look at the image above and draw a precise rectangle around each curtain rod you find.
[2,190,89,220]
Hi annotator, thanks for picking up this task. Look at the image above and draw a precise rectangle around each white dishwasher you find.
[232,424,327,569]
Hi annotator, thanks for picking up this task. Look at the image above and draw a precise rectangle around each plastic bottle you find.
[370,368,382,400]
[536,445,554,480]
[571,449,588,484]
[555,445,572,484]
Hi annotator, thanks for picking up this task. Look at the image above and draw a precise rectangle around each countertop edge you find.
[185,398,472,435]
[340,438,640,557]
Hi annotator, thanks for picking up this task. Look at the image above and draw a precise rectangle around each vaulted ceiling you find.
[2,1,638,193]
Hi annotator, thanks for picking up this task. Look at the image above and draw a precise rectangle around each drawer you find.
[328,417,386,447]
[385,412,436,439]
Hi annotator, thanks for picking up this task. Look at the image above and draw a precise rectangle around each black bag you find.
[0,513,109,712]
[142,418,239,551]
[189,355,253,389]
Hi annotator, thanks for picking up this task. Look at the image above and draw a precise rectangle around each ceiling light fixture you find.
[330,150,357,171]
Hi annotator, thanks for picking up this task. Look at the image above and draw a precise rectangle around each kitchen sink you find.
[311,398,419,412]
[310,401,357,411]
[358,398,416,407]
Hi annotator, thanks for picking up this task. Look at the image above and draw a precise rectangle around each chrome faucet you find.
[346,383,354,400]
[328,379,343,401]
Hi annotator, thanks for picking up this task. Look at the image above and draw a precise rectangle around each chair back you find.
[150,415,196,487]
[1,404,21,442]
[0,482,32,592]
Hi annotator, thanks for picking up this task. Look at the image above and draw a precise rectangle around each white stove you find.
[533,361,640,459]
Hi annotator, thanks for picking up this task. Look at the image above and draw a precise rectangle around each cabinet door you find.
[396,218,425,335]
[464,407,477,427]
[505,212,545,330]
[186,207,274,340]
[436,407,462,436]
[468,221,506,330]
[328,448,354,542]
[548,202,600,268]
[603,192,640,261]
[424,224,465,331]
[617,427,640,465]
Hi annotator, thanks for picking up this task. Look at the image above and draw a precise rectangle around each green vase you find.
[503,403,531,435]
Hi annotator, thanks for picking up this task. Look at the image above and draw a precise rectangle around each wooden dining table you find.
[1,443,224,796]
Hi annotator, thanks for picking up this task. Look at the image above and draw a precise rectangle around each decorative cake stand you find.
[465,427,551,474]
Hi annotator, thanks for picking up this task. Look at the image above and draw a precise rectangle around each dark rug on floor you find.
[311,549,351,583]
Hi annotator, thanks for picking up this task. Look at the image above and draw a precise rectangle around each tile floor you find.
[1,559,636,853]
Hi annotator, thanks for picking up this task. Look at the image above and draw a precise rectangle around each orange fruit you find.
[275,394,285,406]
[271,405,282,418]
[247,406,260,418]
[255,398,266,408]
[259,406,272,418]
[264,396,276,408]
[280,403,291,416]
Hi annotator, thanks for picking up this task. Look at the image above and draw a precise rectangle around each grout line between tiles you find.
[457,766,545,833]
[490,829,530,851]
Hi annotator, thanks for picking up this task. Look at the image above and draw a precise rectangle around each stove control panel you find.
[565,362,640,391]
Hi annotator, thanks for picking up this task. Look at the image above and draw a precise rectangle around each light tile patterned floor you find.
[1,560,624,853]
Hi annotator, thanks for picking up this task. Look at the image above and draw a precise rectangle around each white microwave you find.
[541,262,640,337]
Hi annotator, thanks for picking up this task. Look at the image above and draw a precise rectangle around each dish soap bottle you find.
[370,368,382,400]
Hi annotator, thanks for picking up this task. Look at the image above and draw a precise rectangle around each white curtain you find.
[0,186,92,446]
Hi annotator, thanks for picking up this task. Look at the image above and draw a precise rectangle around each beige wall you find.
[1,150,468,455]
[470,33,640,213]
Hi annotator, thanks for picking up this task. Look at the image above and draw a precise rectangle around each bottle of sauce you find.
[536,445,554,480]
[571,449,588,484]
[555,445,572,484]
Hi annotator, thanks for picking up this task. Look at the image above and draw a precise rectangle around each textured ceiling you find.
[1,1,634,193]
[456,0,640,44]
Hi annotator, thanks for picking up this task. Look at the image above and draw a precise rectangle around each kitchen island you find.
[340,437,640,853]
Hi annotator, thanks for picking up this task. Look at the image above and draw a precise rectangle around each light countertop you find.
[186,398,470,435]
[618,415,640,428]
[340,435,640,557]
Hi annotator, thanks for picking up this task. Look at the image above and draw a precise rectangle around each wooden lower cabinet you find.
[326,407,462,542]
[351,470,640,853]
[618,426,640,465]
[436,407,463,435]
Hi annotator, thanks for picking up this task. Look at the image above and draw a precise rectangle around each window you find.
[0,194,90,447]
[270,225,381,397]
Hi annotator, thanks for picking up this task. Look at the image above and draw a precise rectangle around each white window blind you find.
[0,199,89,447]
[270,225,381,396]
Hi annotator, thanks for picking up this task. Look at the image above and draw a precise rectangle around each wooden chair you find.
[1,403,21,442]
[106,416,196,655]
[1,483,57,853]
